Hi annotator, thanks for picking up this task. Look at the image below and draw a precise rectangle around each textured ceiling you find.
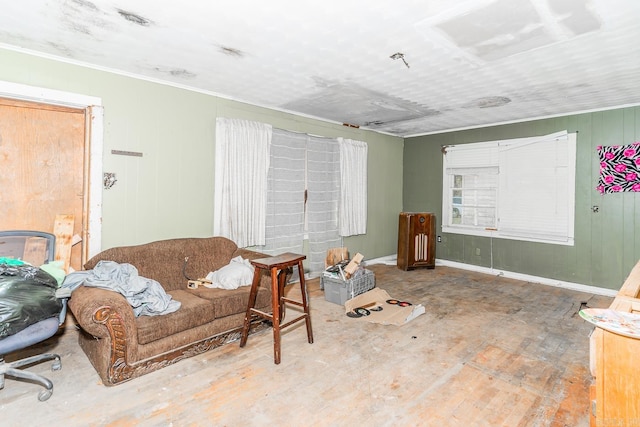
[2,0,640,137]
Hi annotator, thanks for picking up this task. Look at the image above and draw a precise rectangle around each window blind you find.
[442,130,576,245]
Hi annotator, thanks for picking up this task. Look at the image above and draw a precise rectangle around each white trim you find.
[0,80,101,107]
[365,254,618,297]
[0,80,103,258]
[87,106,104,258]
[441,131,576,246]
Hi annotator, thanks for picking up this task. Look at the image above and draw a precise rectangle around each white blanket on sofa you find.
[203,256,255,290]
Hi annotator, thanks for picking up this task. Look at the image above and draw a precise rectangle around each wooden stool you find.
[239,252,313,364]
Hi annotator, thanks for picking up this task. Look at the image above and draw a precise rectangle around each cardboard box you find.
[344,288,425,325]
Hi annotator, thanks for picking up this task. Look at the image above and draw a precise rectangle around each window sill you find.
[442,225,574,246]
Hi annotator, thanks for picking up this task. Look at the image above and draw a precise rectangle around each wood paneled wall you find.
[403,106,640,290]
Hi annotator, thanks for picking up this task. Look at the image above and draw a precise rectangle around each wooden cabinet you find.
[590,261,640,426]
[397,212,436,270]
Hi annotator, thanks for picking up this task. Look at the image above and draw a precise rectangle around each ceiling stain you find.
[117,9,152,26]
[69,0,99,12]
[60,0,111,41]
[364,107,442,127]
[47,41,74,57]
[154,67,196,79]
[374,115,449,136]
[68,21,92,36]
[283,78,439,129]
[219,46,244,58]
[515,82,594,104]
[463,96,512,109]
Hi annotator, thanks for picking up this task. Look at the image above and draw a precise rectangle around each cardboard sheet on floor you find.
[344,288,425,325]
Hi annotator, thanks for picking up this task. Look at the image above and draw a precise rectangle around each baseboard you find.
[365,254,618,297]
[365,254,398,266]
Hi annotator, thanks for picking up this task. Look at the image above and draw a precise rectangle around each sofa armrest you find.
[68,285,138,342]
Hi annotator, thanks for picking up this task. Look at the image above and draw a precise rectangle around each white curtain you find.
[259,129,306,255]
[307,135,341,275]
[338,138,368,236]
[213,118,272,248]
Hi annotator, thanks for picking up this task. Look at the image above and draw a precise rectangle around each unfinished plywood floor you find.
[0,265,613,426]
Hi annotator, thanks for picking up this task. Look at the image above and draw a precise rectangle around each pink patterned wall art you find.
[597,142,640,194]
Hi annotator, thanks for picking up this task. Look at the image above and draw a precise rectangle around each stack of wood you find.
[325,247,364,280]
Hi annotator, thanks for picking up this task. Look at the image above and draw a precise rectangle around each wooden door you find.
[0,97,87,271]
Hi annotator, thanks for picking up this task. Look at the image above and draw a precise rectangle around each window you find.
[214,118,368,277]
[262,132,368,276]
[262,129,307,255]
[442,131,576,245]
[261,130,342,276]
[448,168,498,228]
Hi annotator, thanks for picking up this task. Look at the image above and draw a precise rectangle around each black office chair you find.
[0,231,67,401]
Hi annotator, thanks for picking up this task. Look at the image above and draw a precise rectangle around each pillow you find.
[203,256,254,290]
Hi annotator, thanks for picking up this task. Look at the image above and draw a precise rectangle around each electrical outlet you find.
[437,235,442,242]
[475,248,481,256]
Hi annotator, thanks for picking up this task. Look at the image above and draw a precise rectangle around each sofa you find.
[68,236,272,386]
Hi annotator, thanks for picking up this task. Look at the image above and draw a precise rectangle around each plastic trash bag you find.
[0,263,62,339]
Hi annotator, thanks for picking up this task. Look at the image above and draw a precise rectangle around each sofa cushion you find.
[189,286,271,318]
[135,290,216,345]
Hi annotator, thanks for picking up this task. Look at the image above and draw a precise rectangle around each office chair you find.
[0,231,67,401]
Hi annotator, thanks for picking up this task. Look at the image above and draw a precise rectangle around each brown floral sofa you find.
[68,236,272,386]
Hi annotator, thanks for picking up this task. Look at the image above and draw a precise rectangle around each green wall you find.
[404,107,640,290]
[0,49,403,260]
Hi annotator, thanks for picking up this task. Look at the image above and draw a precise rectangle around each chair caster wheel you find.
[38,388,53,401]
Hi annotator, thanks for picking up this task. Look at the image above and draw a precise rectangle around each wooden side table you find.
[239,252,313,364]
